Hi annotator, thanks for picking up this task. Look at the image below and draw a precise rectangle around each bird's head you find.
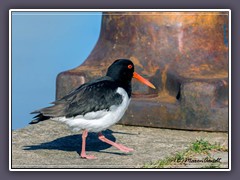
[106,59,156,89]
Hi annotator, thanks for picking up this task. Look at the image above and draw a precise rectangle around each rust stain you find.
[161,64,169,93]
[157,64,176,103]
[140,12,226,27]
[146,61,159,75]
[157,92,177,103]
[179,66,228,79]
[130,56,144,69]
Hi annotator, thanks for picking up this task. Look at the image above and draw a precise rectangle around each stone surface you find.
[11,120,228,169]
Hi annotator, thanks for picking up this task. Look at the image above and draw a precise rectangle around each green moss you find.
[190,139,228,154]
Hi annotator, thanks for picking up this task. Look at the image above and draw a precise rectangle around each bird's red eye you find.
[128,64,133,69]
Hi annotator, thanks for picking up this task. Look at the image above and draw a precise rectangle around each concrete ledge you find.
[12,121,228,169]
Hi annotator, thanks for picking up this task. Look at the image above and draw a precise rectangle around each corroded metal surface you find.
[56,11,229,131]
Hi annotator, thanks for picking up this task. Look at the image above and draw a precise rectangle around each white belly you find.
[53,87,130,132]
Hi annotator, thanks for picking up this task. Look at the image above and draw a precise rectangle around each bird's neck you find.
[117,81,132,98]
[106,75,132,98]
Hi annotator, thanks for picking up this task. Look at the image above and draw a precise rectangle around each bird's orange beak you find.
[133,72,156,89]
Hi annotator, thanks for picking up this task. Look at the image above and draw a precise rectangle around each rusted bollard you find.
[56,11,229,131]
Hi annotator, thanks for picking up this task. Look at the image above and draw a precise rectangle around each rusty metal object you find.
[56,11,229,132]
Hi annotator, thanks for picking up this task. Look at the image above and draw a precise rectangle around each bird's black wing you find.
[31,76,123,121]
[63,77,123,118]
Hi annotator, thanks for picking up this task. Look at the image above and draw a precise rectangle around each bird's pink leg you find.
[98,132,134,153]
[80,130,97,159]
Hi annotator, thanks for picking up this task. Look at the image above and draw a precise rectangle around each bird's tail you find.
[29,112,50,124]
[30,103,66,124]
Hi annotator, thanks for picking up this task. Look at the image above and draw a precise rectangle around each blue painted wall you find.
[12,12,102,129]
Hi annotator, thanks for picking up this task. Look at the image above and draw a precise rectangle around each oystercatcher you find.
[30,59,156,159]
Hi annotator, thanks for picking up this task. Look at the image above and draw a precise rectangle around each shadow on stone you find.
[23,129,122,154]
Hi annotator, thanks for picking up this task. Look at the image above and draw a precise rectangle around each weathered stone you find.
[11,121,228,169]
[179,81,227,131]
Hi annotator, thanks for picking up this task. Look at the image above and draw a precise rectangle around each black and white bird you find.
[30,59,156,159]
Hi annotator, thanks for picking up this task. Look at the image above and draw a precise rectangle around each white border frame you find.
[9,9,231,172]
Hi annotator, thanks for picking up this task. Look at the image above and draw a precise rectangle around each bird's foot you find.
[80,153,97,159]
[115,143,134,153]
[98,133,134,153]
